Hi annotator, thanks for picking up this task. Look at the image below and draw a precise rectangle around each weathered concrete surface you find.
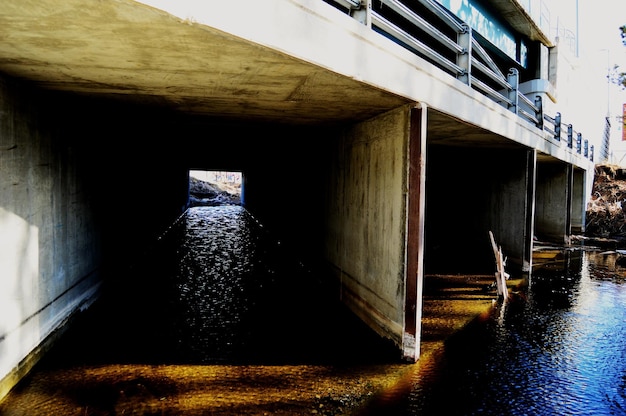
[0,0,596,402]
[324,105,422,359]
[571,168,587,234]
[0,0,410,125]
[0,0,596,171]
[0,75,103,400]
[0,73,192,401]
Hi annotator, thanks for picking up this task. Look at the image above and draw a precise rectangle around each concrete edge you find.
[0,281,102,402]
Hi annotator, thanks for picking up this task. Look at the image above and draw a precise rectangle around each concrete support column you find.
[571,168,586,234]
[403,103,426,362]
[523,150,537,272]
[535,161,571,244]
[324,104,421,360]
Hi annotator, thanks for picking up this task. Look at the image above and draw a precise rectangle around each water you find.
[0,205,403,415]
[100,207,626,414]
[4,206,626,415]
[96,205,399,366]
[363,249,626,415]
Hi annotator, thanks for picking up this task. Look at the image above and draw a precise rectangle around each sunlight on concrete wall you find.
[0,207,39,378]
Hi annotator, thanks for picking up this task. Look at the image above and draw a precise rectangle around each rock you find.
[586,164,626,239]
[189,176,240,207]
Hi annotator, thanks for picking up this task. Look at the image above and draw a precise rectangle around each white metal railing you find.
[325,0,593,161]
[370,12,466,76]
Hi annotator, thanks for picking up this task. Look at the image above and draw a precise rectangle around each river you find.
[1,205,625,415]
[362,246,626,415]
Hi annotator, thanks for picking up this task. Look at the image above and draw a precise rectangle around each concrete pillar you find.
[485,149,536,274]
[403,104,426,361]
[324,104,423,361]
[524,150,537,271]
[571,168,586,234]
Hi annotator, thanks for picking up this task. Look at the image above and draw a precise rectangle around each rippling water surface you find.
[7,206,626,416]
[106,205,397,366]
[102,207,626,415]
[371,249,626,415]
[167,208,626,415]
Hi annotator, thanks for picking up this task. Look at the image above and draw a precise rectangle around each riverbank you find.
[585,163,626,244]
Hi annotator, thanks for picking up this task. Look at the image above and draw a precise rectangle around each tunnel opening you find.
[423,140,535,278]
[188,169,243,207]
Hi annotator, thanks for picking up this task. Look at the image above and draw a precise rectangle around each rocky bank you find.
[585,164,626,242]
[189,175,241,207]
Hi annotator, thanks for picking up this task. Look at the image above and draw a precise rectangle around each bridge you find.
[0,0,596,400]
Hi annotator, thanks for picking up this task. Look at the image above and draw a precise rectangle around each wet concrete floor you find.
[0,207,511,415]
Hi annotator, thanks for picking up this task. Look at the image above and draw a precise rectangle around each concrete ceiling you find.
[427,109,525,149]
[0,0,556,159]
[0,0,411,125]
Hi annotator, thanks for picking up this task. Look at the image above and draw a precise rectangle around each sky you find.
[554,0,626,163]
[550,0,626,68]
[576,0,626,93]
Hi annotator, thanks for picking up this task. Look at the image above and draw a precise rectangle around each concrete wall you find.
[0,75,102,398]
[0,73,190,400]
[485,149,535,273]
[571,168,586,234]
[324,106,413,353]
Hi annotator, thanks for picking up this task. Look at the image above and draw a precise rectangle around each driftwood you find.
[489,231,509,298]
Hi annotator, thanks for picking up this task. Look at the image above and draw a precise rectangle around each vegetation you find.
[586,164,626,239]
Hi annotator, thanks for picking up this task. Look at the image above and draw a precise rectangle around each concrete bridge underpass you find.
[0,0,593,400]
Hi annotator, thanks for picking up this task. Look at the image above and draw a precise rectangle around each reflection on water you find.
[5,206,626,415]
[165,206,400,365]
[363,249,626,415]
[170,205,290,363]
[46,205,398,367]
[0,205,406,415]
[152,208,626,414]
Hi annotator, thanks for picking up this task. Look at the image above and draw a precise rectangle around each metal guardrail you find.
[326,0,593,161]
[544,114,594,161]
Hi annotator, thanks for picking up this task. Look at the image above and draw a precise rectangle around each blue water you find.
[32,206,626,415]
[169,208,626,415]
[368,250,626,415]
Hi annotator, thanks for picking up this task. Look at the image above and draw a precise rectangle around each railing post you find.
[590,145,594,161]
[567,124,573,148]
[554,112,561,142]
[535,95,543,129]
[351,0,371,27]
[584,139,589,157]
[507,68,519,115]
[456,23,471,85]
[576,133,582,154]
